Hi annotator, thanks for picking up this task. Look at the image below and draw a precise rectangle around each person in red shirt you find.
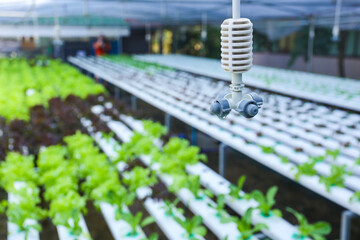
[93,35,111,56]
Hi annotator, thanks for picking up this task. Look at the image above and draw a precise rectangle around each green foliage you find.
[123,166,158,192]
[319,164,350,192]
[325,149,340,160]
[350,191,360,202]
[141,233,159,240]
[170,174,204,199]
[105,55,174,72]
[0,152,46,236]
[229,175,246,199]
[37,145,86,236]
[294,159,318,181]
[116,132,156,163]
[248,186,282,217]
[161,198,184,217]
[174,215,207,239]
[221,208,268,240]
[0,58,105,121]
[159,138,207,176]
[287,207,331,240]
[121,211,155,236]
[143,120,168,138]
[260,145,275,154]
[207,194,227,218]
[65,131,135,218]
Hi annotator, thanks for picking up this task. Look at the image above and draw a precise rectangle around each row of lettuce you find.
[0,119,333,240]
[0,57,105,122]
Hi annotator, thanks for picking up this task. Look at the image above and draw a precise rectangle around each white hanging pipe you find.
[231,0,243,107]
[232,0,240,19]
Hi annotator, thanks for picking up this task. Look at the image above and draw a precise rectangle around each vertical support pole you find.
[117,36,122,54]
[219,143,227,177]
[131,95,137,111]
[115,87,120,99]
[340,210,356,240]
[165,113,171,130]
[201,12,207,57]
[307,16,315,73]
[191,127,197,145]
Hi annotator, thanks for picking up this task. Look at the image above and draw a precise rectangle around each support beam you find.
[340,210,356,240]
[165,113,171,130]
[219,143,228,177]
[115,87,120,99]
[307,16,315,73]
[191,127,197,145]
[131,95,137,111]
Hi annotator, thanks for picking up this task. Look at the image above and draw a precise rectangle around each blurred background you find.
[0,0,359,78]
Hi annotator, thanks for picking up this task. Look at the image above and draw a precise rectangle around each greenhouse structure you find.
[0,0,360,240]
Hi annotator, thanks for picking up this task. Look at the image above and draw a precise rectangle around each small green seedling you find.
[221,208,268,240]
[249,186,282,217]
[101,131,114,142]
[174,215,207,239]
[350,191,360,202]
[287,207,331,240]
[161,198,184,217]
[207,194,227,218]
[319,164,350,192]
[141,233,159,240]
[294,159,318,181]
[121,211,155,236]
[229,175,246,199]
[325,149,340,160]
[260,145,275,154]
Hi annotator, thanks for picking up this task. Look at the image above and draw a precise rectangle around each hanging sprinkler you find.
[210,0,262,119]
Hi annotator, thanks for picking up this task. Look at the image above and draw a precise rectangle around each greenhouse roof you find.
[0,0,359,30]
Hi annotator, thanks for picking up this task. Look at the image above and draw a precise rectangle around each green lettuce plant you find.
[350,191,360,202]
[161,198,184,217]
[287,207,331,240]
[294,159,318,181]
[123,166,158,192]
[221,208,268,240]
[207,194,227,218]
[229,175,246,199]
[319,164,350,192]
[174,215,207,239]
[0,152,46,238]
[121,211,155,236]
[248,186,282,217]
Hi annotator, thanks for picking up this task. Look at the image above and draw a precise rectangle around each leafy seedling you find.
[229,175,246,199]
[260,145,275,154]
[174,215,207,239]
[249,186,282,217]
[141,233,159,240]
[221,208,268,240]
[319,164,350,192]
[287,207,331,240]
[325,149,340,160]
[161,198,184,217]
[294,159,318,181]
[207,194,227,218]
[350,191,360,202]
[121,211,155,236]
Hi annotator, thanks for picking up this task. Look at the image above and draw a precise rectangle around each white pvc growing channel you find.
[68,56,360,217]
